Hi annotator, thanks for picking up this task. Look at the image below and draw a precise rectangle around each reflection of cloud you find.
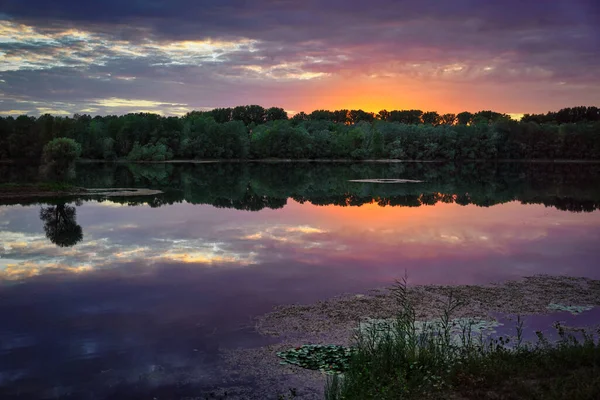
[1,200,599,282]
[285,226,326,234]
[153,251,249,265]
[0,225,258,280]
[0,261,93,280]
[240,225,327,248]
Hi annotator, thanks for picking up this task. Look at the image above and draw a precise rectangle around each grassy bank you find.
[325,279,600,400]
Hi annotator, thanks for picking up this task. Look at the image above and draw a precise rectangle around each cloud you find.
[0,1,599,115]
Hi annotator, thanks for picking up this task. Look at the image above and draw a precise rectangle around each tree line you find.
[0,105,599,162]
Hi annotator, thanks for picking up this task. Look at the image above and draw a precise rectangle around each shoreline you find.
[4,158,600,166]
[255,274,600,344]
[78,158,600,164]
[222,275,600,399]
[0,184,163,202]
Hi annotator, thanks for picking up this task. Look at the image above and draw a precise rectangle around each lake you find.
[1,162,600,399]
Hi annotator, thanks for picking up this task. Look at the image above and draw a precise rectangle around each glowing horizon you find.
[1,1,599,117]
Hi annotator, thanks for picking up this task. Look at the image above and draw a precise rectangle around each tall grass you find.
[325,277,600,400]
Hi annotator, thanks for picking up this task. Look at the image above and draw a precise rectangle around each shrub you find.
[40,137,82,180]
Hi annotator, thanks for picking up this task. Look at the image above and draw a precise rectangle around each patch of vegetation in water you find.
[277,345,355,375]
[547,303,594,315]
[325,278,600,400]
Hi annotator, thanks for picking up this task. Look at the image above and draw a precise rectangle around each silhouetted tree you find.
[422,111,442,125]
[377,110,391,121]
[457,112,474,125]
[440,113,457,125]
[291,112,309,125]
[265,107,288,122]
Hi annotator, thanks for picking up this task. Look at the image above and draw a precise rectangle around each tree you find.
[291,112,309,125]
[309,110,335,121]
[41,137,82,180]
[233,105,266,125]
[377,110,391,121]
[0,116,13,159]
[211,108,233,123]
[457,112,474,125]
[440,113,457,125]
[388,110,423,124]
[370,128,384,158]
[422,111,441,125]
[266,107,288,122]
[473,110,509,124]
[332,109,350,124]
[349,109,375,124]
[40,204,83,247]
[9,115,40,159]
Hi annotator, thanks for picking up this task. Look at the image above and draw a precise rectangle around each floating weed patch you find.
[547,303,594,315]
[276,344,354,375]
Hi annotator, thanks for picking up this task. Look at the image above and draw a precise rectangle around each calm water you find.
[1,162,600,399]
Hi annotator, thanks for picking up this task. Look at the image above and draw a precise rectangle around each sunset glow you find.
[3,199,600,282]
[1,1,598,116]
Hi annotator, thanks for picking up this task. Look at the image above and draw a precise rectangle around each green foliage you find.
[232,105,267,125]
[41,137,82,180]
[422,111,441,125]
[1,106,599,163]
[266,107,289,122]
[181,116,248,159]
[39,162,599,213]
[325,279,600,400]
[277,345,355,374]
[389,110,423,124]
[42,137,82,165]
[291,111,309,125]
[456,111,474,125]
[440,113,457,125]
[523,106,600,124]
[547,303,594,315]
[369,128,384,158]
[251,120,311,158]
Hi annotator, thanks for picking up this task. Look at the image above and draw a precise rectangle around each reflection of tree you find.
[39,204,83,247]
[68,162,600,213]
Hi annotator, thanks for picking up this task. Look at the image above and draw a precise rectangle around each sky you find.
[0,0,599,117]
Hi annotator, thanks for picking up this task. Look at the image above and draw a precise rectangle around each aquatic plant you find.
[547,303,594,315]
[325,278,600,400]
[356,317,502,346]
[277,344,355,374]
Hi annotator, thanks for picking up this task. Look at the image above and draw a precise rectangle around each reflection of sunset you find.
[1,200,600,283]
[153,250,254,265]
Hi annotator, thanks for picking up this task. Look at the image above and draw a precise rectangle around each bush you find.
[40,137,82,180]
[325,278,600,400]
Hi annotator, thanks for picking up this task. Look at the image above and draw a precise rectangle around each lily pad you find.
[547,303,594,315]
[276,344,354,374]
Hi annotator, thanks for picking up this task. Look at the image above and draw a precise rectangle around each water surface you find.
[1,162,600,399]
